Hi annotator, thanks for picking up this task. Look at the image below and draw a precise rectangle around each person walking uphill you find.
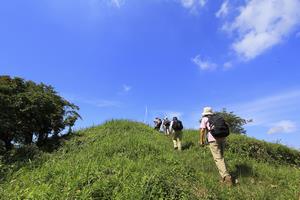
[170,117,183,151]
[199,107,233,186]
[154,117,162,131]
[163,117,171,135]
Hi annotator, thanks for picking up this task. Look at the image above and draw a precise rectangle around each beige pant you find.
[172,130,182,150]
[209,138,230,179]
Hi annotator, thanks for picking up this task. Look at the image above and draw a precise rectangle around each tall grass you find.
[0,120,299,199]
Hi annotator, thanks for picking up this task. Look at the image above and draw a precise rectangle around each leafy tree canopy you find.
[216,108,252,134]
[0,76,81,150]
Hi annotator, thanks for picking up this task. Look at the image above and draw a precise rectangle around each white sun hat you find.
[202,107,214,116]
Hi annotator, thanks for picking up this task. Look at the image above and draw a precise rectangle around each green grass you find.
[1,120,300,199]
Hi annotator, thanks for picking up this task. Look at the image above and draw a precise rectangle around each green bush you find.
[227,134,300,167]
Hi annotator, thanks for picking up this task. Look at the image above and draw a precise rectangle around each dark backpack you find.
[155,119,162,128]
[163,120,170,127]
[172,120,183,131]
[207,115,229,138]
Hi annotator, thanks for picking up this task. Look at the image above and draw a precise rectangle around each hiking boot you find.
[223,175,233,186]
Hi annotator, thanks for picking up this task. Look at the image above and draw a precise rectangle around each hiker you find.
[162,117,171,135]
[170,117,183,151]
[153,117,162,131]
[199,107,233,186]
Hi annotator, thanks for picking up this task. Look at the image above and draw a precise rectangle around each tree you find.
[0,76,81,149]
[216,108,252,134]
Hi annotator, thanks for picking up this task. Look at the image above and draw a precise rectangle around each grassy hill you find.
[0,120,300,200]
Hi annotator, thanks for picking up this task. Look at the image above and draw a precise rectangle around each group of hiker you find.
[154,116,183,151]
[153,107,233,186]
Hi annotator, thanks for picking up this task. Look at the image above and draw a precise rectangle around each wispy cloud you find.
[110,0,124,8]
[268,120,297,134]
[221,0,300,60]
[180,0,207,14]
[123,84,132,93]
[87,0,125,8]
[45,0,124,21]
[91,100,121,108]
[223,61,232,69]
[226,90,300,126]
[164,111,183,119]
[61,93,121,108]
[118,84,132,95]
[152,110,183,119]
[192,55,217,70]
[144,108,183,125]
[78,98,121,108]
[216,0,229,18]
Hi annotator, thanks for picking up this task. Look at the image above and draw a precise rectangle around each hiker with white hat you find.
[199,107,233,186]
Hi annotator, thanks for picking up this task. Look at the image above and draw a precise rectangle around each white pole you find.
[144,106,148,124]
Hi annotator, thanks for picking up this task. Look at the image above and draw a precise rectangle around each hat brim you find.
[202,112,214,116]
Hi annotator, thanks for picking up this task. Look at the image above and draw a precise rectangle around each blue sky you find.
[1,0,300,149]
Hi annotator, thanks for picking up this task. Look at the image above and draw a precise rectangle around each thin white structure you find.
[144,106,148,124]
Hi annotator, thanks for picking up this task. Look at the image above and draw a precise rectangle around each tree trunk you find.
[37,132,49,146]
[24,133,33,145]
[4,138,12,150]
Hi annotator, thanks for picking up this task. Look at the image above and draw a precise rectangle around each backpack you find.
[155,119,162,128]
[163,120,170,127]
[207,115,229,138]
[172,120,183,131]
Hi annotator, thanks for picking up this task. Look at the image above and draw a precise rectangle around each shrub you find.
[227,134,300,167]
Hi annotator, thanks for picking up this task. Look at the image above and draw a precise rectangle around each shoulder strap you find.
[206,115,214,130]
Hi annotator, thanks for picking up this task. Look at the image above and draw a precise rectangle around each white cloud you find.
[180,0,207,13]
[192,55,217,70]
[216,0,229,18]
[222,0,300,60]
[268,120,297,134]
[123,84,132,92]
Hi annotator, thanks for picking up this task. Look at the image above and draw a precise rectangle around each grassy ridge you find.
[0,120,300,199]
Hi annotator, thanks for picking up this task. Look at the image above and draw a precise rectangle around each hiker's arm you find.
[169,121,173,132]
[199,118,206,145]
[199,128,206,145]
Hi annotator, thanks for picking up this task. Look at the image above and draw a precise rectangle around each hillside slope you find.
[1,120,300,200]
